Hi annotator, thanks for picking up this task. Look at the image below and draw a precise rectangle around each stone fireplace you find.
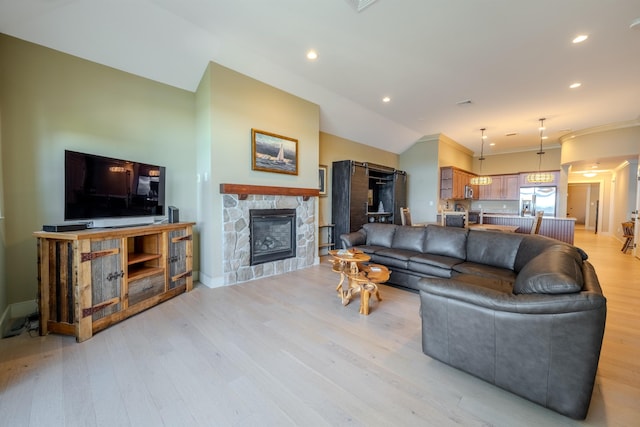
[221,187,316,285]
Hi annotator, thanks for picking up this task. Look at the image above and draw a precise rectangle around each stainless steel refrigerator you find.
[519,186,557,217]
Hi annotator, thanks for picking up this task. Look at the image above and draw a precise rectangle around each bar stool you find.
[621,221,634,253]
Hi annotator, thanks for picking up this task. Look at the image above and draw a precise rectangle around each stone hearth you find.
[222,194,315,285]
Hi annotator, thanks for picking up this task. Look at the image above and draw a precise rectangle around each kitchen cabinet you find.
[477,174,519,200]
[502,175,520,199]
[440,166,476,200]
[332,160,407,241]
[34,222,194,342]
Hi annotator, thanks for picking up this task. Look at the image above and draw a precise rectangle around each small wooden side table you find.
[356,264,389,315]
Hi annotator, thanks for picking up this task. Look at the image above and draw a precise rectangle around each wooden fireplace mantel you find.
[220,183,320,201]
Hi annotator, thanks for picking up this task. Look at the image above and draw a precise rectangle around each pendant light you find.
[526,118,554,183]
[470,128,492,186]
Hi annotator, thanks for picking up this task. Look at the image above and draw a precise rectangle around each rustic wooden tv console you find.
[34,222,194,342]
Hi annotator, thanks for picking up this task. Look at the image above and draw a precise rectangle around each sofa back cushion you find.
[423,225,468,259]
[465,230,524,270]
[514,234,570,272]
[514,247,584,294]
[391,225,427,252]
[363,223,398,247]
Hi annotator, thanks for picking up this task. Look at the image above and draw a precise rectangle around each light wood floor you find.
[1,228,638,426]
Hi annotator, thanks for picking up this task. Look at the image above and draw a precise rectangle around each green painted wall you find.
[0,109,5,318]
[0,34,196,305]
[399,137,440,223]
[196,62,320,286]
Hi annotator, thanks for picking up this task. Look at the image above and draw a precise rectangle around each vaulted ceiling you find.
[1,0,639,164]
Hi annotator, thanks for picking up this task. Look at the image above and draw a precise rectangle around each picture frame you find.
[319,165,328,196]
[251,129,298,175]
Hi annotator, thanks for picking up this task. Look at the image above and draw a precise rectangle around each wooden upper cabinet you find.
[502,174,519,200]
[477,174,519,200]
[440,166,475,200]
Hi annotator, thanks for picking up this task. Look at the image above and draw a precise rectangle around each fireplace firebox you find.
[249,209,296,265]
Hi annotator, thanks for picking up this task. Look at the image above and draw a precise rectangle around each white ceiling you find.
[1,0,639,169]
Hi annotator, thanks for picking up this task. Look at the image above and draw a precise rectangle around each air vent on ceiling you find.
[345,0,379,12]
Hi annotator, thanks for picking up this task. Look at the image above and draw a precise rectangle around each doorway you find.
[568,183,600,232]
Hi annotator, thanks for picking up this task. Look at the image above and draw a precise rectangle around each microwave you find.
[464,185,474,199]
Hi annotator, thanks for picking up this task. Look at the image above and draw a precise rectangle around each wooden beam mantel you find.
[220,183,320,201]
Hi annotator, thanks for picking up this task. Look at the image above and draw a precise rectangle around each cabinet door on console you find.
[168,228,192,289]
[89,238,124,321]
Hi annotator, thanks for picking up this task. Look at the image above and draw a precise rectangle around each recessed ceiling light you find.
[569,82,582,89]
[583,172,597,178]
[573,34,588,43]
[542,136,548,140]
[306,50,318,60]
[489,142,496,146]
[382,96,391,103]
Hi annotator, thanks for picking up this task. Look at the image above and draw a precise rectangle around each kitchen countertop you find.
[482,214,576,221]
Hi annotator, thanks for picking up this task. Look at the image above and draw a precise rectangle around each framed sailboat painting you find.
[251,129,298,175]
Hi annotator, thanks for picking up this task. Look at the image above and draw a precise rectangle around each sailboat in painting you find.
[276,143,286,162]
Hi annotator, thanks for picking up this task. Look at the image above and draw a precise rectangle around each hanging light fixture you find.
[470,128,493,186]
[526,118,555,183]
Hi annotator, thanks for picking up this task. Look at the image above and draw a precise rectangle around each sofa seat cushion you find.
[444,273,514,294]
[391,226,427,252]
[356,245,389,255]
[514,249,584,294]
[407,261,455,278]
[410,253,463,269]
[370,254,409,270]
[453,261,516,283]
[375,248,420,261]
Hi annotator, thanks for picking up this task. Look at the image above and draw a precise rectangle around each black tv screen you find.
[65,150,166,221]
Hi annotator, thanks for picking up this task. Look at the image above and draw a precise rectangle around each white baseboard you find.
[1,299,37,336]
[0,305,10,334]
[199,271,225,288]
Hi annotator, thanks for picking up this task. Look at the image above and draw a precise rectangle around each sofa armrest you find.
[340,230,366,249]
[417,276,605,315]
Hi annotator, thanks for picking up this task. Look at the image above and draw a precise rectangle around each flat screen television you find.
[65,150,166,227]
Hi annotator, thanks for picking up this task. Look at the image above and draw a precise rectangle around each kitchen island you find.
[481,214,576,244]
